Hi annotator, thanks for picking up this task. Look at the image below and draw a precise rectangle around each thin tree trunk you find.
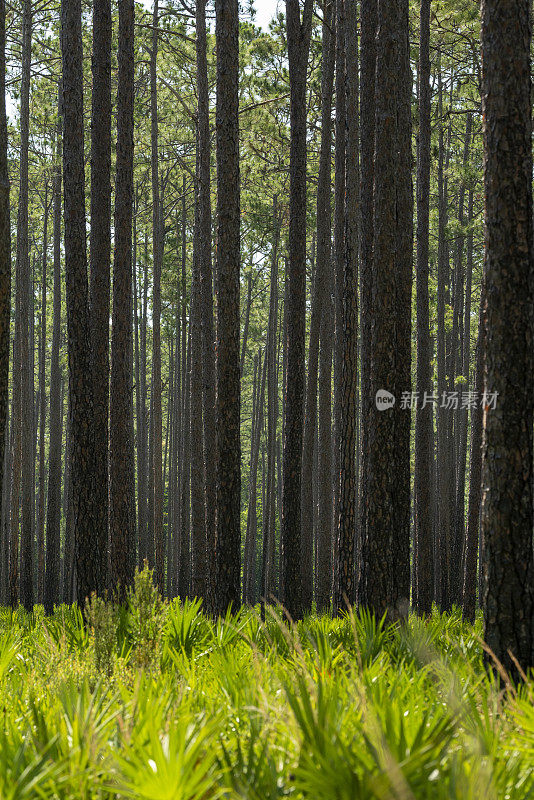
[462,286,484,623]
[150,0,164,591]
[110,0,135,596]
[335,0,360,613]
[214,0,242,615]
[37,186,49,604]
[281,0,313,621]
[18,0,33,610]
[301,0,334,614]
[0,0,11,608]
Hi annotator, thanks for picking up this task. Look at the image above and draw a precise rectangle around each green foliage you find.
[0,599,531,798]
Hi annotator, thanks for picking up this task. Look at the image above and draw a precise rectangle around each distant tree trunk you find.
[37,187,49,604]
[62,0,105,603]
[301,0,334,615]
[462,287,484,623]
[335,0,359,614]
[150,0,164,591]
[413,0,433,615]
[196,0,216,609]
[435,63,451,610]
[138,244,149,567]
[240,273,252,377]
[244,349,265,605]
[0,0,11,608]
[317,283,334,613]
[365,0,412,620]
[332,0,346,606]
[190,216,206,599]
[357,0,376,605]
[214,0,241,615]
[481,0,533,676]
[18,0,33,610]
[261,198,280,610]
[281,0,313,622]
[451,115,473,608]
[179,324,192,598]
[89,0,111,585]
[110,0,135,596]
[44,128,63,613]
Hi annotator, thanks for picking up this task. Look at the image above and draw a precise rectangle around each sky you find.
[253,0,281,29]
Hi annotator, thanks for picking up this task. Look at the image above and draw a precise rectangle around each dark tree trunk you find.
[214,0,241,615]
[89,0,112,583]
[480,0,534,676]
[261,198,280,610]
[365,0,412,620]
[110,0,135,596]
[37,187,49,604]
[301,0,334,615]
[332,0,346,605]
[335,0,359,614]
[196,0,216,609]
[413,0,434,615]
[357,0,376,605]
[190,213,206,599]
[0,0,10,608]
[62,0,105,603]
[44,142,63,613]
[462,288,485,623]
[435,64,452,610]
[150,0,164,591]
[317,280,334,613]
[18,0,33,610]
[281,0,313,622]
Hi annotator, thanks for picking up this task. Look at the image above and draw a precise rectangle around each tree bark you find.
[413,0,433,614]
[301,0,334,615]
[480,0,534,676]
[214,0,241,615]
[281,0,313,622]
[110,0,135,596]
[0,0,11,609]
[89,0,112,584]
[62,0,106,603]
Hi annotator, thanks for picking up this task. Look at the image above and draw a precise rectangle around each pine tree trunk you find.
[89,0,112,584]
[365,0,412,620]
[301,0,334,615]
[413,0,434,614]
[37,187,48,604]
[150,0,164,591]
[480,0,534,675]
[357,0,376,605]
[462,287,484,623]
[335,0,359,613]
[281,0,313,621]
[214,0,241,615]
[110,0,135,596]
[196,0,216,609]
[0,0,11,608]
[18,0,33,610]
[62,0,106,603]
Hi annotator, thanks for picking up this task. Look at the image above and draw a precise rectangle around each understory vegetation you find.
[0,568,532,799]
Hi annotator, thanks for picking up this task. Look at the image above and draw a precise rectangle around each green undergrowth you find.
[0,567,533,799]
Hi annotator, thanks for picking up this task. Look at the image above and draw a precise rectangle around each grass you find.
[0,567,533,799]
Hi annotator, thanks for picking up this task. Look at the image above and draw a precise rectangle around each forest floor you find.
[0,569,532,799]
